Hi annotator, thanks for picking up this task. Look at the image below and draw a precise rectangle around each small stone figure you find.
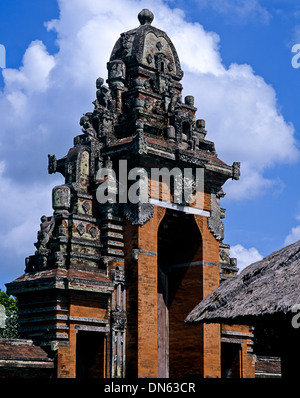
[80,114,97,138]
[35,215,55,254]
[96,78,115,110]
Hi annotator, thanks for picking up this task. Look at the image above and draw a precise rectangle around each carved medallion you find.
[76,222,85,236]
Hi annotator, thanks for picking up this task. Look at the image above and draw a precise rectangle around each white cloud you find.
[156,8,299,200]
[181,65,298,199]
[284,225,300,246]
[4,41,55,96]
[0,161,62,256]
[0,160,63,289]
[230,244,263,273]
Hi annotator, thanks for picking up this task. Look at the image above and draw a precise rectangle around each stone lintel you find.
[74,325,110,333]
[149,198,210,217]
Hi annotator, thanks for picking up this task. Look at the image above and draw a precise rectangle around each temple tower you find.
[6,10,249,378]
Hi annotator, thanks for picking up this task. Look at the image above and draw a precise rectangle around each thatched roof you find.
[186,240,300,325]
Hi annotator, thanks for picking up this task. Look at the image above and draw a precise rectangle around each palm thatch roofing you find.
[186,240,300,325]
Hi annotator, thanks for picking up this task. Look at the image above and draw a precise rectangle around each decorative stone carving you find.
[219,247,230,263]
[207,188,225,242]
[52,185,71,212]
[110,264,127,377]
[143,79,150,90]
[48,154,57,174]
[123,202,154,225]
[120,32,132,56]
[34,215,55,254]
[131,129,148,155]
[99,256,109,269]
[156,41,163,51]
[185,95,194,106]
[88,225,98,238]
[232,162,241,180]
[108,60,126,81]
[176,149,208,167]
[111,265,126,285]
[174,110,195,143]
[38,255,48,270]
[144,98,152,110]
[54,251,63,267]
[230,257,237,267]
[169,88,181,112]
[167,62,174,72]
[82,200,91,213]
[80,114,97,138]
[111,306,127,332]
[134,98,144,111]
[167,125,175,142]
[95,79,115,112]
[58,224,67,237]
[76,222,85,236]
[138,8,154,26]
[146,53,153,64]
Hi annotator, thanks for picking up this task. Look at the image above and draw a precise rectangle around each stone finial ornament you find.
[138,9,154,25]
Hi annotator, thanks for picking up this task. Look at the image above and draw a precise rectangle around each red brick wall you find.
[57,326,76,378]
[56,293,109,378]
[222,324,255,378]
[124,206,222,378]
[194,214,221,377]
[123,206,166,378]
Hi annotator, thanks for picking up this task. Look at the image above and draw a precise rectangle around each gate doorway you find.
[76,331,106,378]
[157,208,203,377]
[221,343,241,378]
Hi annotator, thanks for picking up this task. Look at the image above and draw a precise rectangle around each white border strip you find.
[149,198,210,217]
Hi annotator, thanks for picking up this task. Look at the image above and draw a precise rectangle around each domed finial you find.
[138,9,154,25]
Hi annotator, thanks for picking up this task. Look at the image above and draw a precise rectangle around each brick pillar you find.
[57,326,77,378]
[194,214,221,378]
[240,331,255,378]
[137,206,166,377]
[124,206,165,378]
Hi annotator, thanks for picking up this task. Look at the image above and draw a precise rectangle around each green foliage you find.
[0,290,19,338]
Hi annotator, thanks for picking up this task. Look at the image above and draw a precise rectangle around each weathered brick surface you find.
[57,326,76,378]
[123,205,224,378]
[69,294,108,320]
[124,206,165,378]
[55,292,110,378]
[222,323,255,378]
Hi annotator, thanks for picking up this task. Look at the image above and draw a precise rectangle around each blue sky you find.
[0,0,300,290]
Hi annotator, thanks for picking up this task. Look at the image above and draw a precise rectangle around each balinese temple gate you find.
[6,10,254,378]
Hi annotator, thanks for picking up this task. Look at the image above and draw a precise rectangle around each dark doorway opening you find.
[157,209,203,377]
[221,343,241,378]
[76,331,106,378]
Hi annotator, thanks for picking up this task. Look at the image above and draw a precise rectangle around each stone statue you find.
[35,215,55,254]
[80,114,97,138]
